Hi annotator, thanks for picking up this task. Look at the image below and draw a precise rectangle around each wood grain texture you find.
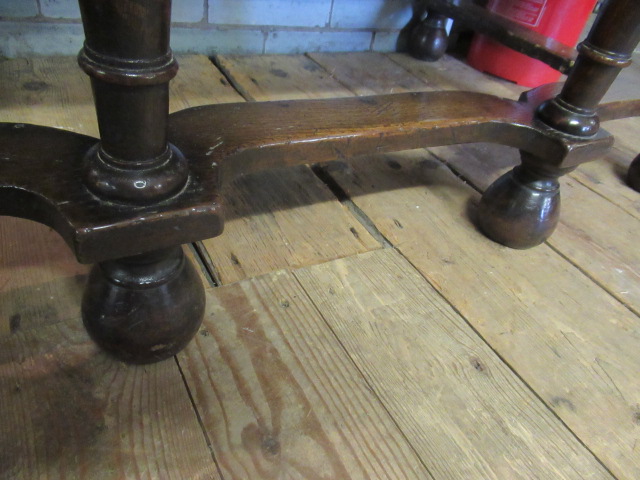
[170,55,245,110]
[207,167,379,284]
[200,54,380,284]
[308,52,523,190]
[166,88,605,188]
[0,246,84,337]
[324,149,640,479]
[313,51,640,316]
[0,57,99,137]
[571,143,640,219]
[308,52,430,96]
[428,142,640,315]
[3,49,639,479]
[178,270,429,479]
[179,55,425,479]
[215,54,353,102]
[0,55,242,133]
[385,52,527,98]
[0,317,220,480]
[295,248,613,480]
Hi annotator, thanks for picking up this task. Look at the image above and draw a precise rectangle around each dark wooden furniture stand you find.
[1,0,639,364]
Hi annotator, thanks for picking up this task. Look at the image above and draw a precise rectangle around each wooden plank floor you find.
[1,51,638,479]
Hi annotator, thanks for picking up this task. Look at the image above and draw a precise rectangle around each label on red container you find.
[489,0,547,27]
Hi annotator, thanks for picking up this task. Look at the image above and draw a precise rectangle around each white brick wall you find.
[0,0,416,57]
[0,1,39,18]
[331,0,412,29]
[40,0,81,19]
[209,0,333,27]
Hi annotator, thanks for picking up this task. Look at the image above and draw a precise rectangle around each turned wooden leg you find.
[537,0,640,137]
[77,0,205,362]
[410,10,449,61]
[480,0,640,248]
[478,154,570,249]
[82,247,205,363]
[536,0,640,191]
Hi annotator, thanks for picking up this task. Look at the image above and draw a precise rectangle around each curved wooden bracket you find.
[0,123,222,264]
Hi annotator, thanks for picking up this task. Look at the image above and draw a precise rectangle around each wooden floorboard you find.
[295,249,613,480]
[214,55,354,102]
[0,321,221,479]
[185,54,426,478]
[178,270,429,479]
[323,147,640,479]
[2,51,639,479]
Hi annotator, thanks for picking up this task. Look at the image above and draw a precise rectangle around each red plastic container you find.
[467,0,597,87]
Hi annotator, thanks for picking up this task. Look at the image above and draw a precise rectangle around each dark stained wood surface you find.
[537,0,640,137]
[169,88,621,181]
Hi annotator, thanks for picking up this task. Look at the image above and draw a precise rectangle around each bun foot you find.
[82,247,205,364]
[627,154,640,192]
[410,12,449,61]
[478,163,565,249]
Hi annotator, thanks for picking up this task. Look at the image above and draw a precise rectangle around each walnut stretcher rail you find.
[1,0,639,363]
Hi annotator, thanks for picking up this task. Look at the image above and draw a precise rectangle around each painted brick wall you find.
[0,0,416,57]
